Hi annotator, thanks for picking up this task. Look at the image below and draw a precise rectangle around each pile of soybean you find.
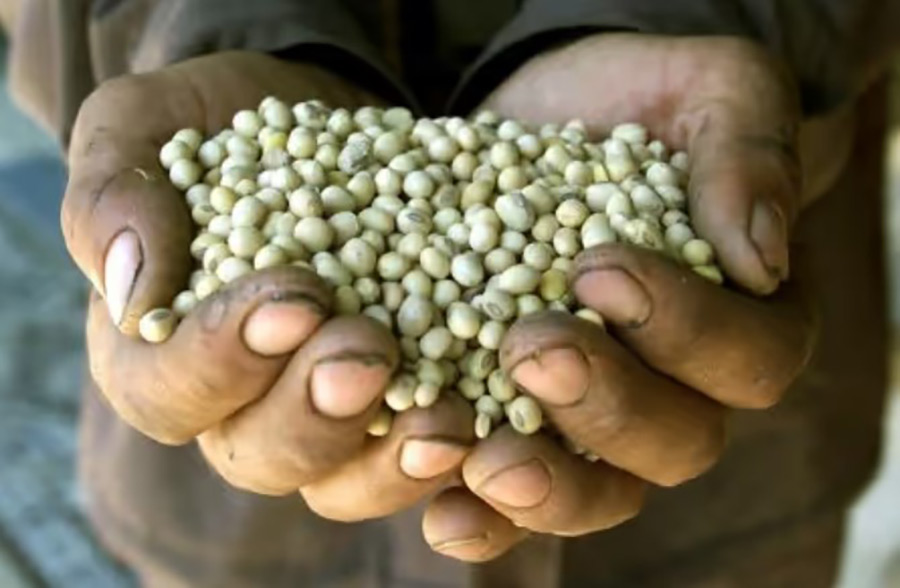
[143,98,722,451]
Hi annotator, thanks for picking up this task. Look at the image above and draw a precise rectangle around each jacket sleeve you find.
[6,0,408,146]
[453,0,900,115]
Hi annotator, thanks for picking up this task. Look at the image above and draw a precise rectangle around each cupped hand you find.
[63,51,473,520]
[422,34,851,561]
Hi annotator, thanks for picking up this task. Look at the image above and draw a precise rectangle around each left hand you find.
[421,33,853,561]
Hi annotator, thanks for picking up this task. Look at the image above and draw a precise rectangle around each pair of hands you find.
[63,34,847,561]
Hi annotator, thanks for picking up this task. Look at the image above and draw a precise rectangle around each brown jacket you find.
[3,1,899,586]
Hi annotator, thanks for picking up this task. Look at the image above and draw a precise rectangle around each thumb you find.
[682,55,802,295]
[61,77,196,335]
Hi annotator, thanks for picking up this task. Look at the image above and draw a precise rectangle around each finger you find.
[299,396,475,520]
[87,266,331,444]
[197,315,400,495]
[62,74,201,334]
[462,427,646,536]
[573,245,816,409]
[679,43,802,294]
[501,312,726,486]
[423,487,528,563]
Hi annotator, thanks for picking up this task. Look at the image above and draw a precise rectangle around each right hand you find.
[62,51,473,518]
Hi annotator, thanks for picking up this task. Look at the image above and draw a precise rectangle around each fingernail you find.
[243,294,325,356]
[104,230,142,326]
[311,354,391,418]
[511,347,590,406]
[574,268,651,327]
[431,535,489,556]
[400,438,469,479]
[750,200,789,281]
[478,459,551,508]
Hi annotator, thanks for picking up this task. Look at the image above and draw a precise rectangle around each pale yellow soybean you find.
[522,242,554,271]
[329,211,361,245]
[477,320,507,350]
[315,255,353,287]
[693,264,724,284]
[497,166,529,192]
[139,308,177,343]
[254,244,289,270]
[552,227,580,257]
[575,307,606,328]
[216,257,253,283]
[172,290,199,317]
[508,395,543,434]
[375,251,410,283]
[458,377,486,401]
[363,305,393,329]
[194,274,223,300]
[385,374,417,412]
[540,268,568,302]
[355,277,382,305]
[474,289,517,322]
[646,161,681,187]
[451,252,485,288]
[192,203,217,226]
[551,256,575,275]
[255,188,287,212]
[468,222,499,253]
[186,184,212,208]
[516,294,545,317]
[420,326,454,360]
[202,242,230,272]
[231,196,268,228]
[207,214,233,237]
[169,159,203,190]
[417,358,446,386]
[682,239,715,266]
[490,141,520,169]
[531,213,559,243]
[433,280,462,309]
[228,227,265,259]
[460,181,493,209]
[556,199,590,228]
[475,394,504,423]
[210,186,238,214]
[499,230,528,254]
[494,193,536,232]
[474,412,493,439]
[294,217,334,252]
[623,218,665,250]
[462,348,497,380]
[483,248,517,275]
[402,269,434,298]
[446,302,481,340]
[397,295,435,337]
[611,122,648,145]
[396,207,434,235]
[160,140,193,170]
[338,238,377,277]
[662,209,690,227]
[190,233,223,259]
[358,207,395,235]
[334,285,362,315]
[380,282,405,312]
[665,223,695,252]
[487,369,516,403]
[414,381,441,408]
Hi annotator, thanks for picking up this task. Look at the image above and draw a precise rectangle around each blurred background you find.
[0,35,898,588]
